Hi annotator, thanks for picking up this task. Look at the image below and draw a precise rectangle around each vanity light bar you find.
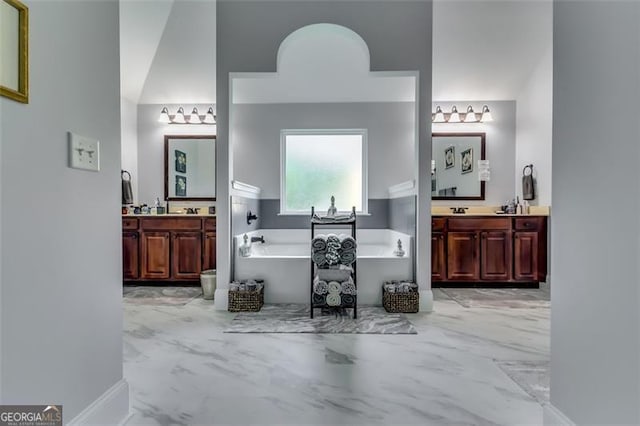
[431,105,493,123]
[158,106,216,125]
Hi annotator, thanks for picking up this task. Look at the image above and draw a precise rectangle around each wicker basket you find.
[382,287,419,313]
[228,286,264,312]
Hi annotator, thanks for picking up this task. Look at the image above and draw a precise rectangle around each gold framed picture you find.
[1,0,29,103]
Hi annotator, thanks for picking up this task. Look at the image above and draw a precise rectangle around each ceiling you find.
[432,0,552,101]
[120,0,216,104]
[119,0,551,105]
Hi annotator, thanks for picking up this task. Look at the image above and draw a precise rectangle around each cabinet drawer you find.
[514,217,544,231]
[122,217,138,230]
[140,217,202,231]
[204,218,216,231]
[432,217,446,231]
[448,218,511,231]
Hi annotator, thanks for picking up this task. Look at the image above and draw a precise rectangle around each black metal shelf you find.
[310,206,357,319]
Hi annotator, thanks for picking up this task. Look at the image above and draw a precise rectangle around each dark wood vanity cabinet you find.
[122,232,140,280]
[122,216,216,283]
[432,216,547,285]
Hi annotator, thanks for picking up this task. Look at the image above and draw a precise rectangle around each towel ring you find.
[523,164,533,176]
[121,170,131,181]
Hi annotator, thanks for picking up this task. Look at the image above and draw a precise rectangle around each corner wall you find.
[551,2,640,423]
[0,0,128,422]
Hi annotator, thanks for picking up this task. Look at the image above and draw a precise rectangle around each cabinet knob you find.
[440,235,444,240]
[515,234,519,239]
[133,234,137,239]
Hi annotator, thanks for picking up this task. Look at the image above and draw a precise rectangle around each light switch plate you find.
[69,132,100,172]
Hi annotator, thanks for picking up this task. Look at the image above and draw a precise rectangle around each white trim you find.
[214,288,229,310]
[543,403,576,426]
[389,180,416,199]
[419,289,433,312]
[279,129,368,215]
[231,180,261,199]
[68,379,129,426]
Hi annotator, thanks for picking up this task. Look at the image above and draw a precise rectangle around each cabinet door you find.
[447,232,480,280]
[172,232,202,280]
[514,232,538,281]
[141,232,171,279]
[203,232,217,271]
[480,231,511,281]
[431,232,446,281]
[122,232,139,280]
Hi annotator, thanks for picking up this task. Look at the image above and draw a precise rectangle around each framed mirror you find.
[0,0,29,103]
[164,135,216,201]
[431,132,486,200]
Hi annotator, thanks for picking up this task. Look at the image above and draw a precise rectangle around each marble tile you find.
[439,287,550,309]
[224,304,417,334]
[496,360,550,404]
[123,286,202,306]
[124,289,549,425]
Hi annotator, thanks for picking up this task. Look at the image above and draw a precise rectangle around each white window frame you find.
[280,129,369,215]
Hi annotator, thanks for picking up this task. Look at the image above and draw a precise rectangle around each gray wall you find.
[432,100,516,206]
[121,97,139,204]
[0,0,128,422]
[232,102,415,199]
[515,45,552,207]
[551,2,640,424]
[137,103,216,204]
[217,1,432,297]
[259,199,389,229]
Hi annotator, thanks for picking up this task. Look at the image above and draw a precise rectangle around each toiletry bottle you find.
[516,196,522,215]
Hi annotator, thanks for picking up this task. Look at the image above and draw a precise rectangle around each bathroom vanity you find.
[122,215,216,282]
[431,215,547,285]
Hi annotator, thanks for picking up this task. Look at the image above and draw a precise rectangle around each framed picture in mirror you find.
[444,146,455,169]
[461,148,473,174]
[175,175,187,196]
[175,150,187,173]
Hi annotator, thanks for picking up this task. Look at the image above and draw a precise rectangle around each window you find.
[280,129,367,214]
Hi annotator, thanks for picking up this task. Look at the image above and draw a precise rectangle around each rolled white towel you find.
[326,292,341,306]
[327,281,341,294]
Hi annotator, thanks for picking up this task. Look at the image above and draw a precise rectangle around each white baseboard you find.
[214,289,229,310]
[543,403,575,426]
[68,379,129,426]
[419,289,433,312]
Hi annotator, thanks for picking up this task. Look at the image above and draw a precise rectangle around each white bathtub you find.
[234,229,413,305]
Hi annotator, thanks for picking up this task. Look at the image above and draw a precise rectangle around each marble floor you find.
[124,288,549,425]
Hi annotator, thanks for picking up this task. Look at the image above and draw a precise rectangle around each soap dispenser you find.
[239,234,252,257]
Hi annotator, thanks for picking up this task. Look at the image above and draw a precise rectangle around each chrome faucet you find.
[251,235,265,244]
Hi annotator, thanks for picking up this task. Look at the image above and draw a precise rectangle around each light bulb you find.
[158,107,171,124]
[464,105,477,122]
[433,106,446,123]
[189,107,201,124]
[449,106,460,123]
[173,107,186,124]
[480,105,493,122]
